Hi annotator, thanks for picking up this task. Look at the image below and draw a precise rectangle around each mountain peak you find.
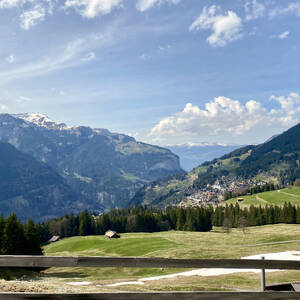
[13,113,71,130]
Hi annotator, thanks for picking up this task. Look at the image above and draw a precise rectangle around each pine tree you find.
[176,209,185,231]
[0,216,5,254]
[24,219,43,255]
[3,213,25,255]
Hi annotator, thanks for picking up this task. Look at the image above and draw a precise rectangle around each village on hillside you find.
[178,176,273,208]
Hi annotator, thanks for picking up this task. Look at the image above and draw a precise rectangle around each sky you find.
[0,0,300,146]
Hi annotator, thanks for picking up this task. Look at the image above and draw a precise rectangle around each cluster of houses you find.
[178,176,270,208]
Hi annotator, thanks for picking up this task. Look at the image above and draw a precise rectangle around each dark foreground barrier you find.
[1,292,300,300]
[1,256,300,299]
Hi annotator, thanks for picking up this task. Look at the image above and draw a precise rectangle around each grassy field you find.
[23,224,300,292]
[224,187,300,206]
[2,224,300,292]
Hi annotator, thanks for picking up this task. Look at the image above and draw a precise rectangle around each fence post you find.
[261,256,266,292]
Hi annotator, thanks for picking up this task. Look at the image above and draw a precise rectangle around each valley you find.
[132,123,300,208]
[0,113,183,219]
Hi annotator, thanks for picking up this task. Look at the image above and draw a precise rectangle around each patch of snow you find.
[106,251,300,287]
[14,113,71,130]
[106,281,144,287]
[66,281,91,286]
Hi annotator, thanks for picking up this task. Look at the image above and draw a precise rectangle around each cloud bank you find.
[150,93,300,142]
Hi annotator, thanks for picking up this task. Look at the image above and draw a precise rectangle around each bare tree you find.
[222,218,232,234]
[238,216,248,234]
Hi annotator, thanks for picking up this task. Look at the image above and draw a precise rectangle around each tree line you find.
[39,207,213,242]
[223,183,279,200]
[39,202,300,242]
[0,214,42,255]
[213,202,300,230]
[3,202,300,251]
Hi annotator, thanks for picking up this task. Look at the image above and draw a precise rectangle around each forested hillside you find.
[131,123,300,207]
[0,141,79,220]
[0,113,183,213]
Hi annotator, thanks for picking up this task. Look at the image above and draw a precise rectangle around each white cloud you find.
[0,29,116,83]
[0,0,32,8]
[64,0,123,18]
[189,5,243,47]
[0,0,57,29]
[271,31,290,40]
[5,54,15,64]
[81,51,96,61]
[136,0,180,12]
[150,94,300,142]
[270,2,300,18]
[19,4,46,30]
[270,93,300,115]
[245,0,265,21]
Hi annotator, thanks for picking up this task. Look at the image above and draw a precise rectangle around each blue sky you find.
[0,0,300,146]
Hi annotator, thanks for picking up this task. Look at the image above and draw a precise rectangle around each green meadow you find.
[224,187,300,206]
[39,224,300,292]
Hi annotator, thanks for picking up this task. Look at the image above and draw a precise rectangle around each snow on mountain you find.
[13,113,71,130]
[0,112,183,211]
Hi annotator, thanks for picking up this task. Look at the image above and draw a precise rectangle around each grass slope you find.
[44,224,300,260]
[3,224,300,292]
[224,187,300,206]
[45,236,177,257]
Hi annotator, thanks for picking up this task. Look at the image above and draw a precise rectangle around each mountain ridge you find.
[131,122,300,207]
[0,141,80,220]
[0,113,184,212]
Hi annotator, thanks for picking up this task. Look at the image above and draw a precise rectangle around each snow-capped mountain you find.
[13,113,71,130]
[0,113,183,214]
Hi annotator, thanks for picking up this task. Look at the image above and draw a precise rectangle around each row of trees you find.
[40,202,300,242]
[0,214,42,255]
[40,207,213,242]
[213,202,300,229]
[3,202,300,250]
[223,183,279,200]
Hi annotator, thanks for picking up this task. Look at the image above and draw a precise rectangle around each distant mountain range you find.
[0,113,183,219]
[131,123,300,207]
[166,143,241,171]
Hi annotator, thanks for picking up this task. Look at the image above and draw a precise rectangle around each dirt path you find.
[255,195,268,204]
[277,190,300,198]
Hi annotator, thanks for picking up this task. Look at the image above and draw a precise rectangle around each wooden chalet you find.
[105,230,120,239]
[49,235,60,243]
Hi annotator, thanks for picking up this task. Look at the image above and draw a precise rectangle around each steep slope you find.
[0,113,183,210]
[131,123,300,207]
[0,141,79,220]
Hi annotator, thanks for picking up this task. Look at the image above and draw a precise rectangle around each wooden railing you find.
[1,256,300,299]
